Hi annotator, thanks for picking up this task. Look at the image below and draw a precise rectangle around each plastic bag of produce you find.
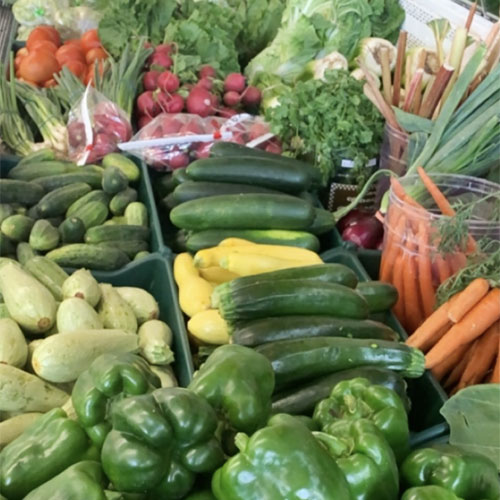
[67,85,132,165]
[52,6,101,39]
[119,113,277,171]
[12,0,61,28]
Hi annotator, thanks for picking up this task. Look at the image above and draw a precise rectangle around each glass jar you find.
[380,173,499,333]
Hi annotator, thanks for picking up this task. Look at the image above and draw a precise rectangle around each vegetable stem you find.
[418,65,454,118]
[380,47,392,104]
[392,31,407,106]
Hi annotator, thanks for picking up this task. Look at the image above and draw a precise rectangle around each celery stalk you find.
[441,27,468,105]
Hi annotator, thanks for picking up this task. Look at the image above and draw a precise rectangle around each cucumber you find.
[97,240,148,258]
[29,220,60,251]
[84,224,150,243]
[217,280,369,322]
[15,148,56,167]
[37,183,92,217]
[102,166,128,194]
[34,172,102,191]
[157,173,177,198]
[186,157,311,194]
[0,234,15,256]
[232,316,399,347]
[16,242,38,265]
[27,204,41,219]
[102,153,140,182]
[172,168,190,185]
[66,190,110,218]
[0,205,15,225]
[45,216,64,227]
[8,161,79,181]
[209,142,323,186]
[0,180,45,205]
[170,194,315,231]
[109,188,138,215]
[1,215,35,242]
[59,217,86,244]
[255,337,426,389]
[271,367,411,416]
[75,201,109,229]
[24,256,69,301]
[356,281,399,313]
[168,181,284,207]
[46,244,130,270]
[124,202,148,227]
[308,208,335,235]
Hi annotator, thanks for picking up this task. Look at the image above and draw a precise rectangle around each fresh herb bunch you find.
[265,70,384,183]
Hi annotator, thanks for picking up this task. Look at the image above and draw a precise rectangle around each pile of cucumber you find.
[0,151,151,270]
[0,258,177,446]
[212,263,425,411]
[158,142,335,252]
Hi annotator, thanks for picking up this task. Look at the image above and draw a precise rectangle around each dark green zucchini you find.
[308,208,335,235]
[356,281,399,313]
[255,337,425,389]
[271,367,411,415]
[231,316,399,346]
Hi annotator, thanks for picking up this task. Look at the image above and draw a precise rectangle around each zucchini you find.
[0,205,15,225]
[356,281,399,313]
[37,183,92,217]
[97,240,148,258]
[102,153,140,182]
[186,157,311,194]
[255,337,426,389]
[186,229,321,252]
[232,316,399,347]
[0,318,28,368]
[56,297,103,332]
[124,202,148,227]
[0,179,45,205]
[15,148,55,167]
[0,413,43,450]
[271,367,410,416]
[59,217,86,244]
[216,279,368,322]
[102,166,128,194]
[308,208,335,235]
[74,201,109,229]
[29,220,60,251]
[98,284,137,333]
[170,194,315,231]
[24,256,69,301]
[85,224,150,243]
[16,242,38,265]
[46,244,130,270]
[138,320,174,365]
[66,190,110,218]
[62,269,101,307]
[1,215,35,242]
[116,287,159,325]
[109,188,138,215]
[8,161,79,181]
[34,172,102,191]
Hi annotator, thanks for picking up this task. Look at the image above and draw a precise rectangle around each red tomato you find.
[65,39,83,49]
[29,39,58,55]
[26,25,61,51]
[81,29,101,53]
[56,44,85,66]
[16,47,29,58]
[64,60,87,81]
[43,78,57,88]
[18,51,59,85]
[84,60,105,86]
[85,47,107,65]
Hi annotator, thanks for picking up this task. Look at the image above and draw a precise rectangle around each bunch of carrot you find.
[406,277,500,393]
[379,167,471,332]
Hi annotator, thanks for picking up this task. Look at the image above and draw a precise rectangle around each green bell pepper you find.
[72,353,161,448]
[401,486,464,500]
[313,377,410,462]
[211,413,351,500]
[23,461,106,500]
[188,344,275,434]
[0,408,98,499]
[313,419,399,500]
[101,387,225,499]
[185,492,217,500]
[401,445,500,500]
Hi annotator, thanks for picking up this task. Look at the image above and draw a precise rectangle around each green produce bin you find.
[320,248,449,446]
[0,153,168,260]
[91,253,194,387]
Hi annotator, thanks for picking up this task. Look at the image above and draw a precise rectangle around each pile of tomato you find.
[14,26,108,87]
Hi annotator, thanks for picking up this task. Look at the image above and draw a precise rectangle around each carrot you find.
[434,253,452,284]
[425,288,500,369]
[431,342,470,382]
[406,291,462,350]
[491,351,500,383]
[420,322,450,353]
[443,345,474,389]
[448,252,468,275]
[456,321,500,390]
[392,249,406,321]
[417,222,436,318]
[448,278,490,323]
[390,177,425,210]
[380,214,406,283]
[402,239,424,333]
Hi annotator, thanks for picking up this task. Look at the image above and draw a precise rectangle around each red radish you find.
[159,115,183,134]
[143,71,160,91]
[223,91,240,107]
[210,93,220,108]
[87,133,116,162]
[218,107,238,118]
[337,209,369,233]
[265,141,282,154]
[341,217,384,249]
[155,43,174,55]
[186,87,214,117]
[155,92,171,113]
[67,121,86,148]
[242,86,261,107]
[194,142,212,159]
[158,71,180,93]
[168,152,190,169]
[249,122,269,140]
[166,94,184,113]
[138,115,153,129]
[179,119,205,135]
[199,65,216,79]
[149,52,172,69]
[224,73,245,93]
[196,77,213,91]
[136,91,160,117]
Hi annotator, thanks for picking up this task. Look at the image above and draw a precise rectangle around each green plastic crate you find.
[89,254,193,387]
[0,153,168,261]
[320,248,449,445]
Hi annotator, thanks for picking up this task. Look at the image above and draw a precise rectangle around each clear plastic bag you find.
[67,86,132,165]
[119,113,277,170]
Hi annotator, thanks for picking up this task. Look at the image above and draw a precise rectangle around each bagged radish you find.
[67,86,132,165]
[119,113,275,171]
